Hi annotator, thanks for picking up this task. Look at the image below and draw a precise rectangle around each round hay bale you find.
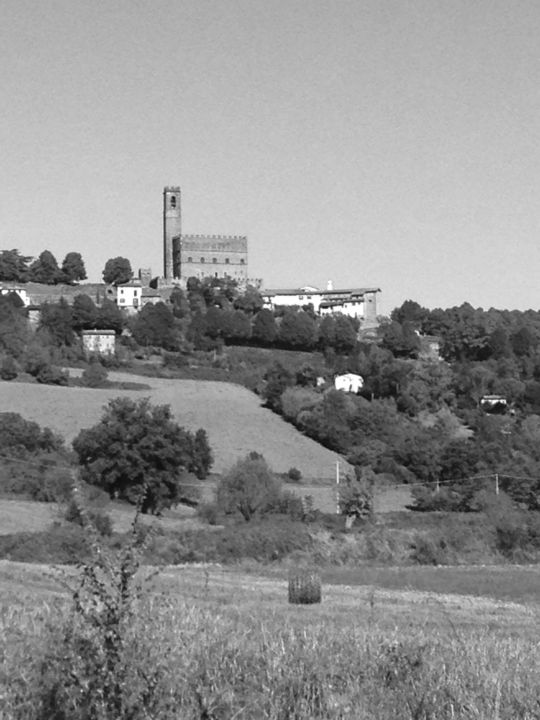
[288,569,322,605]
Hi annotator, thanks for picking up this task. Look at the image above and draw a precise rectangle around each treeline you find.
[257,297,540,513]
[0,249,87,285]
[0,248,136,286]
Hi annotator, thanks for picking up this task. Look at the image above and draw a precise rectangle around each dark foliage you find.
[72,397,212,514]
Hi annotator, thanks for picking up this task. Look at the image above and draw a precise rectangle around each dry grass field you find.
[3,560,540,718]
[0,373,349,476]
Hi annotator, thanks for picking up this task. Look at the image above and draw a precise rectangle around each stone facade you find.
[180,234,248,282]
[162,186,248,282]
[81,329,116,355]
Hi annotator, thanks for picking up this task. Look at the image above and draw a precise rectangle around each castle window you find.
[200,257,205,263]
[187,257,192,262]
[212,258,217,263]
[225,258,230,264]
[240,259,245,264]
[170,196,176,208]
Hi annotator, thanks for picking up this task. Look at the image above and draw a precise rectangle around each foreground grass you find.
[3,562,540,718]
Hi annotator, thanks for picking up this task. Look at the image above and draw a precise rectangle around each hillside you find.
[0,372,349,477]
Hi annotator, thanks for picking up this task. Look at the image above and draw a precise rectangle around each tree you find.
[278,310,318,349]
[38,299,75,346]
[132,302,180,350]
[102,257,133,285]
[61,252,87,284]
[95,299,124,334]
[28,250,62,285]
[72,294,98,331]
[72,397,210,514]
[0,412,63,455]
[0,296,29,357]
[189,429,213,479]
[252,309,278,345]
[216,454,281,521]
[0,249,32,282]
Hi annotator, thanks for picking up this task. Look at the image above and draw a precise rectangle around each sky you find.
[2,0,540,316]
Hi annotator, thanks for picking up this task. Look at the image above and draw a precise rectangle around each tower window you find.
[200,257,205,263]
[240,259,245,264]
[225,258,230,264]
[212,257,217,263]
[187,257,192,262]
[170,196,176,208]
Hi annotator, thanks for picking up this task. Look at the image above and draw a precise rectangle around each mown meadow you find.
[3,557,540,719]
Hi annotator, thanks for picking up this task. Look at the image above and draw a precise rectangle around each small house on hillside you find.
[334,373,364,394]
[82,329,116,356]
[480,395,508,414]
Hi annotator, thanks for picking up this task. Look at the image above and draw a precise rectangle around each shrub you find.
[145,518,313,564]
[287,467,302,483]
[410,533,452,565]
[271,490,305,521]
[64,498,113,536]
[0,524,91,563]
[36,363,69,386]
[197,501,222,525]
[81,361,108,387]
[0,355,18,380]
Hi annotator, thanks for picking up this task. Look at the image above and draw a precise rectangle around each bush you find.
[197,501,223,525]
[0,355,18,380]
[287,467,302,483]
[0,524,91,563]
[410,533,452,565]
[81,361,108,388]
[36,363,69,386]
[64,498,113,536]
[145,518,313,564]
[216,454,282,521]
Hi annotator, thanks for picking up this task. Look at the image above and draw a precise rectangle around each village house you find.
[81,329,116,356]
[334,373,364,394]
[262,283,380,326]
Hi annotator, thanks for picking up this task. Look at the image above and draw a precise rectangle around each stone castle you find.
[162,187,248,283]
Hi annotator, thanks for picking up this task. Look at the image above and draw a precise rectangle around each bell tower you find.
[163,186,181,279]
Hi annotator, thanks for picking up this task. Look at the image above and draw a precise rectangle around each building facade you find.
[162,186,248,282]
[262,285,380,325]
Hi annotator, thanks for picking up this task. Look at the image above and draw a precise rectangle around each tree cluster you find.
[0,249,87,285]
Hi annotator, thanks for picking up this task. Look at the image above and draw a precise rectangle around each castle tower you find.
[163,186,181,279]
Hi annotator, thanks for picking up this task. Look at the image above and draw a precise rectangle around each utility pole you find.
[336,461,340,514]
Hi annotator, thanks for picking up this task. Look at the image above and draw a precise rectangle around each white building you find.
[262,284,380,324]
[111,280,142,313]
[81,329,116,355]
[334,373,364,393]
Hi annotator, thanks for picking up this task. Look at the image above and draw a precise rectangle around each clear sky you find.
[2,0,540,315]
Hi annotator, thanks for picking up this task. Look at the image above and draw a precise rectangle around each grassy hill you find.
[0,372,349,477]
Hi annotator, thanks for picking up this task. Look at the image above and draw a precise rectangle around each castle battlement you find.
[164,186,181,193]
[182,234,247,241]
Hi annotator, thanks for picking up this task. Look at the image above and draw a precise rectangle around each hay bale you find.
[288,569,322,605]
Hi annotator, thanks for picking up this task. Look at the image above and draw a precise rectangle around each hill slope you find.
[0,373,349,477]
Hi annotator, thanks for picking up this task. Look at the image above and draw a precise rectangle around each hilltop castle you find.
[162,187,248,283]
